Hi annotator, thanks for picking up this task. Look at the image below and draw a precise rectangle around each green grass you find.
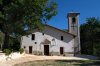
[13,59,100,66]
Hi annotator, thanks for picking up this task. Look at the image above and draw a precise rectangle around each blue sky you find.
[47,0,100,29]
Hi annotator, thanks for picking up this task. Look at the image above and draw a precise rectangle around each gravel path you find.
[0,54,99,66]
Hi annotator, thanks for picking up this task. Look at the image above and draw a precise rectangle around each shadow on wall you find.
[74,46,79,54]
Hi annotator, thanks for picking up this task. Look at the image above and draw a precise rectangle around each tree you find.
[0,32,21,51]
[0,0,58,49]
[80,17,100,55]
[0,32,5,44]
[8,34,21,51]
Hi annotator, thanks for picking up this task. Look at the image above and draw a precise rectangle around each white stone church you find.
[21,12,81,56]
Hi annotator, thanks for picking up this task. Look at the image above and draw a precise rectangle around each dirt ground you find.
[13,60,100,66]
[0,54,99,66]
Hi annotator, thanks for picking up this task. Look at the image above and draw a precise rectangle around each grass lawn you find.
[13,59,100,66]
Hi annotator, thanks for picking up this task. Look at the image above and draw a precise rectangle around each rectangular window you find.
[61,36,63,40]
[32,34,35,40]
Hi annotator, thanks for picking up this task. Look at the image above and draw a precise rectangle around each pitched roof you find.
[45,24,76,37]
[26,24,76,37]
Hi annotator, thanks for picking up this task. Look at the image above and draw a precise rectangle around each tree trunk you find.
[91,39,93,55]
[4,33,9,49]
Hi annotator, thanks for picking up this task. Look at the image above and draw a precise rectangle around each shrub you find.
[19,48,24,54]
[93,43,100,57]
[4,49,11,55]
[41,52,43,55]
[38,51,40,55]
[49,52,51,56]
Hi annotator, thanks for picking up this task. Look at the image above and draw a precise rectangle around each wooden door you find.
[44,45,49,55]
[29,46,32,54]
[60,47,63,54]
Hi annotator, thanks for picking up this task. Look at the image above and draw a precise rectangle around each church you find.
[20,12,81,56]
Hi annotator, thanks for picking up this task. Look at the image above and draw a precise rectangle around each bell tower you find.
[67,12,81,54]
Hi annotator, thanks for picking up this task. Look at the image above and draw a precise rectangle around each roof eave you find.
[67,13,80,18]
[25,24,76,37]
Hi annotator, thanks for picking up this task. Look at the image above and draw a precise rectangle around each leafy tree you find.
[0,0,58,49]
[0,32,21,51]
[8,35,21,51]
[80,17,100,56]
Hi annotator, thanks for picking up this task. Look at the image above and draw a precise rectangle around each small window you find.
[72,17,75,23]
[35,42,37,44]
[24,46,26,49]
[61,36,63,40]
[32,34,35,40]
[42,33,44,35]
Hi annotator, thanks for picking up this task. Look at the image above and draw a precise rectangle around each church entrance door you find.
[44,45,49,55]
[60,47,63,54]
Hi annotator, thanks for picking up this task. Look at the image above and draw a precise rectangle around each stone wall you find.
[0,51,25,62]
[0,53,6,62]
